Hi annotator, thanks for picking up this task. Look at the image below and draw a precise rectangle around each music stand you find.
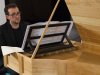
[21,21,73,55]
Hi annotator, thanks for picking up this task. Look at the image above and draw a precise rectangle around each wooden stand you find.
[4,52,68,75]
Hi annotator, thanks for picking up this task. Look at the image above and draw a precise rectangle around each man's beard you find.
[13,19,20,25]
[14,21,20,24]
[10,20,20,26]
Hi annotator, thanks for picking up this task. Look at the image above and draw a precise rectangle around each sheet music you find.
[1,46,24,56]
[31,26,67,37]
[30,35,63,45]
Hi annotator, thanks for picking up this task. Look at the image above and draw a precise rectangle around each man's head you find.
[4,3,21,25]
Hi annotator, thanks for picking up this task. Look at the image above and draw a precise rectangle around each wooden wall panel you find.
[66,0,100,18]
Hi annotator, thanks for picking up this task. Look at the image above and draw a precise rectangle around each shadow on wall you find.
[69,24,81,42]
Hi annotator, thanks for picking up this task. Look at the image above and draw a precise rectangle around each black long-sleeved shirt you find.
[0,21,28,56]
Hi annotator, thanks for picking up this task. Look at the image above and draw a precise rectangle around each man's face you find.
[7,7,21,24]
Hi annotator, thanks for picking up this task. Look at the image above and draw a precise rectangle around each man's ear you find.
[6,15,9,20]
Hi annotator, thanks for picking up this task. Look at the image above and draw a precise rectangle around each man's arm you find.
[0,26,6,56]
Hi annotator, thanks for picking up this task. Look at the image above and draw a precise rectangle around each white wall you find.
[0,0,6,25]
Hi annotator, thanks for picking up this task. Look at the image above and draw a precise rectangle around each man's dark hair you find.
[4,3,18,15]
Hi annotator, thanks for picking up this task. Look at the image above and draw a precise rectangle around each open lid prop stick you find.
[31,0,61,59]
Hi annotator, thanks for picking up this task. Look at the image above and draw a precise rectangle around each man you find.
[0,3,29,75]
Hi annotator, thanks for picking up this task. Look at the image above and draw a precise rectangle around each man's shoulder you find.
[20,21,30,26]
[19,21,30,30]
[0,22,9,29]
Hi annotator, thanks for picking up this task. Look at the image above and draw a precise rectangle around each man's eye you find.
[9,12,20,16]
